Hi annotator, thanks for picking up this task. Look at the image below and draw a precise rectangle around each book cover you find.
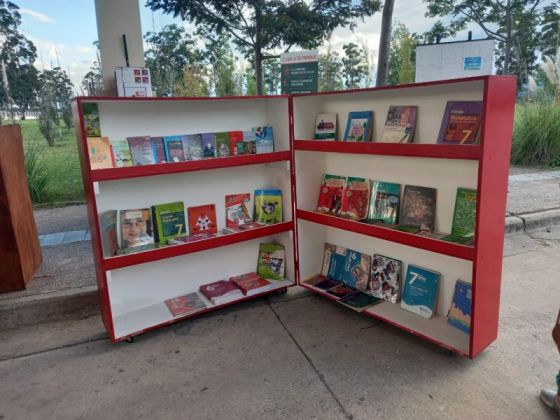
[165,292,207,317]
[314,278,340,291]
[214,132,230,157]
[314,113,337,140]
[99,210,118,257]
[326,246,371,290]
[340,176,370,220]
[253,126,274,154]
[182,134,203,161]
[229,272,272,296]
[400,185,437,231]
[150,136,167,163]
[447,279,472,334]
[379,106,418,143]
[225,193,252,227]
[163,135,186,163]
[367,181,401,224]
[257,243,285,281]
[87,137,113,169]
[110,139,133,167]
[326,284,358,300]
[152,201,186,245]
[202,132,216,158]
[169,232,216,244]
[187,204,217,235]
[199,280,242,304]
[369,254,402,303]
[254,189,282,224]
[451,187,477,238]
[321,243,336,276]
[119,208,155,249]
[437,101,483,145]
[127,136,156,165]
[316,174,346,215]
[243,130,257,154]
[303,274,328,287]
[340,292,383,312]
[401,265,440,318]
[343,111,373,142]
[229,131,244,155]
[82,103,100,137]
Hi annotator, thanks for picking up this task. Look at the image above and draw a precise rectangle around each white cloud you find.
[19,8,54,23]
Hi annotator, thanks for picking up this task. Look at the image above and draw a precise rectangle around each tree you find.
[37,81,57,147]
[81,62,103,96]
[376,0,395,86]
[360,39,376,87]
[38,67,74,132]
[175,64,209,97]
[388,23,418,85]
[146,0,382,95]
[540,2,559,57]
[3,63,39,118]
[263,58,281,95]
[342,42,369,89]
[204,32,239,96]
[319,45,344,91]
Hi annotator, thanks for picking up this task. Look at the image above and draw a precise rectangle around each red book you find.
[188,204,217,235]
[317,174,346,214]
[225,193,252,227]
[229,272,272,296]
[164,292,206,317]
[199,280,242,305]
[229,131,244,156]
[340,176,370,220]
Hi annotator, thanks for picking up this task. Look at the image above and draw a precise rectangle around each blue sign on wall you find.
[463,56,483,71]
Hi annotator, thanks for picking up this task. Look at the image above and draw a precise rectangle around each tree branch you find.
[458,8,505,40]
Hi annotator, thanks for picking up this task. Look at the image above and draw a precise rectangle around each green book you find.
[215,132,231,157]
[450,187,477,238]
[82,103,100,137]
[110,139,133,167]
[392,225,419,233]
[257,243,285,280]
[152,202,186,244]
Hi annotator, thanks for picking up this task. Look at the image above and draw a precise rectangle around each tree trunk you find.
[254,2,264,95]
[376,0,395,86]
[504,0,512,74]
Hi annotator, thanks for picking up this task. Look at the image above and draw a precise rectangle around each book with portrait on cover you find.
[380,106,418,143]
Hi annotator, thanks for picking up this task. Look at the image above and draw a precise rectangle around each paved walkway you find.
[39,230,90,247]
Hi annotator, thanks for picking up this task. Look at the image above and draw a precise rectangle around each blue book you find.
[326,246,371,291]
[253,126,274,154]
[202,133,216,158]
[343,111,374,142]
[149,136,167,163]
[163,135,186,163]
[447,280,472,334]
[401,265,440,318]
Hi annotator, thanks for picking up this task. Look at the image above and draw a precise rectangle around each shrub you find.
[24,142,50,204]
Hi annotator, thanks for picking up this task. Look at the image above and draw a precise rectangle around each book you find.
[99,210,118,257]
[450,187,477,238]
[82,103,100,137]
[401,265,440,318]
[202,132,216,158]
[150,136,167,163]
[303,274,328,287]
[392,225,420,234]
[116,243,157,255]
[417,230,448,240]
[316,174,346,215]
[326,245,371,291]
[169,232,216,245]
[163,135,186,163]
[119,208,155,249]
[110,139,133,167]
[243,130,257,154]
[399,185,437,231]
[225,193,252,227]
[183,134,203,160]
[87,137,113,169]
[128,136,156,165]
[314,113,337,140]
[199,280,243,305]
[221,222,264,234]
[313,278,340,291]
[214,132,230,157]
[254,189,282,224]
[369,254,402,303]
[229,131,244,155]
[253,126,274,153]
[321,243,336,276]
[447,280,472,334]
[187,204,217,235]
[340,292,383,312]
[343,111,373,142]
[229,272,272,296]
[326,284,358,300]
[437,101,483,145]
[367,181,401,224]
[340,176,370,220]
[152,201,186,245]
[379,106,418,143]
[165,292,207,317]
[257,243,285,281]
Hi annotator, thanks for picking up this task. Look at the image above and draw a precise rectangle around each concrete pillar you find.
[94,0,145,95]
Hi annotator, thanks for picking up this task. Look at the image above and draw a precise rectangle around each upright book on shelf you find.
[401,265,440,319]
[110,139,133,167]
[152,201,186,244]
[399,185,437,231]
[163,135,186,162]
[257,243,285,280]
[150,136,167,163]
[254,189,282,224]
[183,134,203,160]
[128,136,156,165]
[437,101,483,145]
[87,137,113,169]
[367,181,401,224]
[225,193,252,227]
[82,103,100,137]
[379,106,418,143]
[253,126,274,154]
[317,174,346,214]
[314,114,337,140]
[343,111,374,142]
[119,208,155,249]
[369,254,402,303]
[214,132,230,157]
[188,204,217,235]
[447,279,472,334]
[340,176,370,220]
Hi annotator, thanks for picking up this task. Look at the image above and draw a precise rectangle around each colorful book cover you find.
[243,130,256,154]
[253,126,274,154]
[214,132,230,157]
[187,204,217,235]
[199,280,242,305]
[82,103,100,137]
[340,292,383,311]
[380,106,418,143]
[450,187,477,238]
[369,254,402,303]
[400,185,437,231]
[99,210,118,257]
[110,139,133,167]
[150,136,167,163]
[326,246,371,290]
[182,134,203,161]
[367,181,401,224]
[447,280,472,334]
[340,176,370,220]
[87,137,113,169]
[326,284,358,300]
[437,101,483,145]
[119,208,155,249]
[343,111,373,142]
[163,135,186,163]
[229,272,272,296]
[316,174,346,215]
[314,113,337,140]
[401,265,440,318]
[202,133,216,158]
[127,136,156,165]
[257,243,285,281]
[229,131,244,155]
[321,243,336,276]
[152,201,186,245]
[165,292,207,317]
[254,189,282,224]
[225,193,252,227]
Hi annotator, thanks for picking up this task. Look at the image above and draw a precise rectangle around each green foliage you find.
[24,141,49,203]
[319,45,344,91]
[175,64,209,97]
[204,32,239,96]
[388,22,418,85]
[263,58,281,95]
[37,67,74,140]
[342,43,369,89]
[511,103,560,167]
[541,3,560,58]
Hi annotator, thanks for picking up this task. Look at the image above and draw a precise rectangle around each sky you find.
[15,0,490,92]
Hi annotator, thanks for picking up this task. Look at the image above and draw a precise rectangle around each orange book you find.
[87,137,113,169]
[187,204,217,235]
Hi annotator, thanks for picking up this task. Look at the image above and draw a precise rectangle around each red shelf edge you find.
[294,140,481,160]
[102,221,294,271]
[296,209,475,261]
[91,151,292,181]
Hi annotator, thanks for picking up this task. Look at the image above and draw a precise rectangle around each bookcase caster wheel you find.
[277,287,288,294]
[125,337,135,343]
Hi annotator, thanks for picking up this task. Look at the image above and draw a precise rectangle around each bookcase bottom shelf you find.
[112,279,293,340]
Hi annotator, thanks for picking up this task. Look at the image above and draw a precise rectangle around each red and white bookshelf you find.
[74,75,516,358]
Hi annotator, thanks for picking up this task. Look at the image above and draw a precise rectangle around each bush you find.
[511,103,560,167]
[24,142,50,204]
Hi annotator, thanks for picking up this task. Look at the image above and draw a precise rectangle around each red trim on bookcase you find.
[470,76,516,358]
[91,151,292,181]
[294,140,481,160]
[297,209,475,261]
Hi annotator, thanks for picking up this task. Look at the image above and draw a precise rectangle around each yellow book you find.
[87,137,113,169]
